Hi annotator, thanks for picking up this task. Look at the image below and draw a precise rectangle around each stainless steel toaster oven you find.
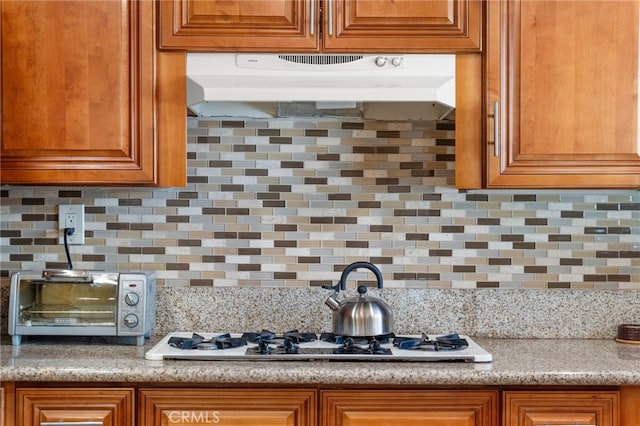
[8,270,156,346]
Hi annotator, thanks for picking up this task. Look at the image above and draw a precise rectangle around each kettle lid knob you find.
[357,285,368,295]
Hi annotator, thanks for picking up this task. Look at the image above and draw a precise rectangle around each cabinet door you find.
[158,0,480,52]
[486,0,640,188]
[159,0,319,51]
[0,0,185,186]
[16,387,134,426]
[139,388,316,426]
[1,382,15,426]
[324,0,482,52]
[503,391,619,426]
[321,389,497,426]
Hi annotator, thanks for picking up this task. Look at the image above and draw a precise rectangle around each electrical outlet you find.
[59,204,85,245]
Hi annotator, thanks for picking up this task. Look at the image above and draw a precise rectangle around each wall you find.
[1,116,638,290]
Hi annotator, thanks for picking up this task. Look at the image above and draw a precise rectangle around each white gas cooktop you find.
[145,332,492,363]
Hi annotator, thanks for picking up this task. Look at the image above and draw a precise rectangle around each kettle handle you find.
[339,262,383,291]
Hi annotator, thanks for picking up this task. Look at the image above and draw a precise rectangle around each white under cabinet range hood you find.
[186,53,456,118]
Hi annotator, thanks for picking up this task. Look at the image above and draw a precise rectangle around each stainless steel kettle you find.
[323,262,394,336]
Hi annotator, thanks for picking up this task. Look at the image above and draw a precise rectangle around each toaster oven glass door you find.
[16,279,118,327]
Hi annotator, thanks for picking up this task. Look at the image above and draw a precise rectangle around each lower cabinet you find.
[2,384,637,426]
[1,382,12,426]
[15,387,134,426]
[321,389,498,426]
[503,391,619,426]
[138,388,316,426]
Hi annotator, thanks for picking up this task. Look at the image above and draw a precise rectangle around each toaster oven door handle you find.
[41,422,104,426]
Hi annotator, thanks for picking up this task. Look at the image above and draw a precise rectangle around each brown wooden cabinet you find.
[159,0,482,52]
[16,387,134,426]
[139,388,317,426]
[321,389,497,426]
[621,387,640,426]
[3,384,639,426]
[159,0,318,51]
[0,0,186,186]
[480,0,640,188]
[1,382,14,426]
[503,390,619,426]
[325,0,482,52]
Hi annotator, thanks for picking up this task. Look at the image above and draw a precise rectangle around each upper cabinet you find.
[481,0,640,188]
[159,0,319,51]
[158,0,482,52]
[325,0,482,52]
[1,0,186,186]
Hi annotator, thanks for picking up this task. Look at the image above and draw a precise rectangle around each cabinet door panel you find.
[523,412,596,425]
[503,391,619,426]
[486,0,640,188]
[324,0,482,52]
[159,410,295,426]
[16,388,134,426]
[342,411,475,426]
[321,389,497,426]
[139,388,316,426]
[39,410,114,425]
[159,0,318,51]
[0,0,165,185]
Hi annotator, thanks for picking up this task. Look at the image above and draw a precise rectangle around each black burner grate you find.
[393,333,468,351]
[168,333,247,350]
[242,329,317,344]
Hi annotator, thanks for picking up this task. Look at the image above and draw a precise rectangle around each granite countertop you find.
[2,337,640,386]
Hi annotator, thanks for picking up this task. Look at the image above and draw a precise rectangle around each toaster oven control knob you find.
[124,313,139,328]
[124,292,139,306]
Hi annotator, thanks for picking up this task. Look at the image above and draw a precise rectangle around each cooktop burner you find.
[168,333,247,350]
[146,331,492,362]
[393,333,469,351]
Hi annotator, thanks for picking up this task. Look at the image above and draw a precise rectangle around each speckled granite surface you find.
[153,287,640,339]
[2,337,640,386]
[153,287,478,336]
[3,287,640,386]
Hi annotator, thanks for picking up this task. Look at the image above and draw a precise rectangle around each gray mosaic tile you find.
[2,118,639,293]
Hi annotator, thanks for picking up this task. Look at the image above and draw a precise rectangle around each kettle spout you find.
[325,293,341,311]
[322,282,342,311]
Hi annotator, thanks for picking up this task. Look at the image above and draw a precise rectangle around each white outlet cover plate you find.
[59,204,85,245]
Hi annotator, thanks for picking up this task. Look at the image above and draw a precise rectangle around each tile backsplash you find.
[1,116,638,289]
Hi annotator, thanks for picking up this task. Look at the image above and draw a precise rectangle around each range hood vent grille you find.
[278,54,364,66]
